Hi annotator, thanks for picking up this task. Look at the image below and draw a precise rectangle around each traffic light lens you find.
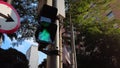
[41,21,50,27]
[38,29,52,43]
[40,16,51,23]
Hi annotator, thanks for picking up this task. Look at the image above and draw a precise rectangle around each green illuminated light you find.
[38,29,51,43]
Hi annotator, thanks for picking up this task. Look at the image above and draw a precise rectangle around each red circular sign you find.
[0,1,20,34]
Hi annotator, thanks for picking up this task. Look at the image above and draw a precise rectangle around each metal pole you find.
[59,27,63,68]
[46,20,60,68]
[46,0,60,68]
[69,4,77,68]
[58,15,64,68]
[53,0,65,67]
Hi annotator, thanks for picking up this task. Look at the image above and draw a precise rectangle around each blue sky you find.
[1,34,47,64]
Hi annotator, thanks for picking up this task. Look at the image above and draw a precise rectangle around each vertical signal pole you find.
[46,0,60,68]
[54,0,66,68]
[55,0,65,68]
[46,20,60,68]
[46,0,65,68]
[58,16,64,68]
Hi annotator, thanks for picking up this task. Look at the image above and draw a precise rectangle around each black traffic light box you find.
[35,4,58,51]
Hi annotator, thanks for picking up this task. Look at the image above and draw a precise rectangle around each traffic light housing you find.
[35,4,58,51]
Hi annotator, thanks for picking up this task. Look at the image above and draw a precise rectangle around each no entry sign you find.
[0,1,20,34]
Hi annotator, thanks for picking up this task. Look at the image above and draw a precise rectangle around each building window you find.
[106,11,114,19]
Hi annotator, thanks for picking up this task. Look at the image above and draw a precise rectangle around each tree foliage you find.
[64,0,120,68]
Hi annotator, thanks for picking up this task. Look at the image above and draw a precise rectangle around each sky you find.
[1,34,47,64]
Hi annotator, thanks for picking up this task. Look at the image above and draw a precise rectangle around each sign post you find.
[0,1,20,34]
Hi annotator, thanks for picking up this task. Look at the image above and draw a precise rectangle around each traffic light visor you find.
[40,4,58,22]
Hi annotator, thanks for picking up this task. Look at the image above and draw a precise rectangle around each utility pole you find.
[46,20,60,68]
[69,3,77,68]
[46,0,65,68]
[59,15,64,68]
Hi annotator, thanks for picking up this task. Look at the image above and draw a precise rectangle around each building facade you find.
[26,45,39,68]
[108,0,120,19]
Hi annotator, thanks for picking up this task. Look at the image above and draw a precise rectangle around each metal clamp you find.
[41,50,60,55]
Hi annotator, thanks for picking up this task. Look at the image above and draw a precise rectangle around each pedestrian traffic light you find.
[35,19,57,50]
[35,4,58,51]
